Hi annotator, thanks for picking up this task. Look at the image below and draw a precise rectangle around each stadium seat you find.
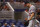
[20,25,24,27]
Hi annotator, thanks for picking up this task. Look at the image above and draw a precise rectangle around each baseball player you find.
[24,1,36,27]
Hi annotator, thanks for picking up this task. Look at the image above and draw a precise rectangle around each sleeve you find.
[31,7,36,13]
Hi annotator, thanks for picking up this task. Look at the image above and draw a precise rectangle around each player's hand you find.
[25,18,27,21]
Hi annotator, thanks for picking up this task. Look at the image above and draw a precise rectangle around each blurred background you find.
[0,0,40,27]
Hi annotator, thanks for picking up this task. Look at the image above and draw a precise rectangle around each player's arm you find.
[28,12,35,20]
[28,6,36,20]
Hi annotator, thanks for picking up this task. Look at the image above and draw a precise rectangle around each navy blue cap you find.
[25,1,29,4]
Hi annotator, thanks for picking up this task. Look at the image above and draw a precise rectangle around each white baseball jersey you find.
[28,5,36,20]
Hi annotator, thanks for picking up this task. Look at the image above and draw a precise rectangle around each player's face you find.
[26,3,30,7]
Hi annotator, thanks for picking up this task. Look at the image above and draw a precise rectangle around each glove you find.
[24,20,29,26]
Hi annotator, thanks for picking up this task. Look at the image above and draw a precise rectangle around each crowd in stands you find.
[0,0,40,10]
[0,3,10,11]
[0,0,40,2]
[0,19,24,27]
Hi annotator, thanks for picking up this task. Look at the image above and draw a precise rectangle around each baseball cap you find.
[24,1,29,6]
[25,1,29,4]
